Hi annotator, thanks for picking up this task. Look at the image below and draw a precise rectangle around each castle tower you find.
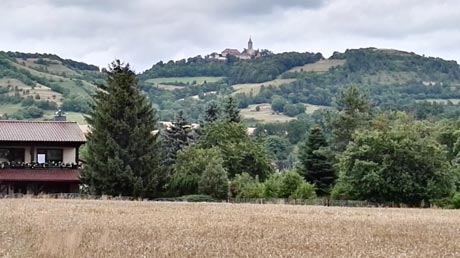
[248,37,253,50]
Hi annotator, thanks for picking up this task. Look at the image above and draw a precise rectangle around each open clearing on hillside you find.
[155,84,185,91]
[305,103,330,114]
[416,98,460,105]
[1,199,460,258]
[232,78,296,95]
[0,78,64,105]
[241,103,329,122]
[0,78,30,88]
[17,58,81,77]
[240,103,296,123]
[0,103,21,115]
[146,76,224,86]
[288,59,346,73]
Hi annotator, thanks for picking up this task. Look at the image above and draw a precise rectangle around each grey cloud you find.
[0,0,459,70]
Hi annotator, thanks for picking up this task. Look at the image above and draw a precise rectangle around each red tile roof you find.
[222,48,241,56]
[0,120,86,143]
[0,169,80,182]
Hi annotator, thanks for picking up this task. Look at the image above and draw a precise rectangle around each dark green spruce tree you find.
[329,86,372,151]
[204,100,221,124]
[297,126,335,196]
[223,96,240,123]
[162,111,194,166]
[82,60,161,198]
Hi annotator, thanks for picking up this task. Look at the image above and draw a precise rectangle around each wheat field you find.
[1,199,459,258]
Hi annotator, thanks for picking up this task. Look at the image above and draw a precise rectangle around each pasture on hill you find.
[304,103,330,114]
[0,103,22,115]
[240,103,329,122]
[416,98,460,105]
[240,103,296,123]
[232,78,296,95]
[16,58,81,77]
[1,199,459,258]
[0,54,102,118]
[145,76,225,86]
[287,59,346,73]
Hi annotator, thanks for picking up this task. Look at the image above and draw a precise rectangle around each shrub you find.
[331,178,355,200]
[178,194,216,202]
[230,172,254,198]
[291,182,316,199]
[240,182,265,198]
[279,170,304,198]
[451,193,460,209]
[168,173,200,197]
[169,147,222,196]
[198,158,229,199]
[24,106,44,118]
[263,173,282,198]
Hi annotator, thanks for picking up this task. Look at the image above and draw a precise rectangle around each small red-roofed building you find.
[0,119,86,195]
[221,48,242,57]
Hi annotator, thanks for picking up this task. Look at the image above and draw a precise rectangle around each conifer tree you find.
[223,96,240,123]
[204,100,220,124]
[297,126,335,196]
[330,86,372,151]
[162,111,194,166]
[82,60,161,198]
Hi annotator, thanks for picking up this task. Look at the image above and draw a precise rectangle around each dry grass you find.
[240,103,329,122]
[304,103,330,114]
[0,78,62,102]
[288,59,346,73]
[1,199,459,258]
[155,84,185,91]
[146,76,224,86]
[17,58,80,77]
[240,103,296,123]
[0,78,30,89]
[232,79,296,95]
[416,98,460,105]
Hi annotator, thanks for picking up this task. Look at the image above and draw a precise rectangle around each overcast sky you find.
[1,0,459,72]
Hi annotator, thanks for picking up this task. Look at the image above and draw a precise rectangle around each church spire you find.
[248,37,253,50]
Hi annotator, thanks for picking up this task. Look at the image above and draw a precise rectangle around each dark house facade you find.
[0,120,86,195]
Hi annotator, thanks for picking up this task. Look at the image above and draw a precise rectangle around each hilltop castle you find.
[208,37,261,61]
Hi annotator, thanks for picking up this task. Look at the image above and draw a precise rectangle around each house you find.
[0,119,86,195]
[207,37,261,61]
[222,48,242,57]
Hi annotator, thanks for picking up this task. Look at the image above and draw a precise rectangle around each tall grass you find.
[1,199,459,257]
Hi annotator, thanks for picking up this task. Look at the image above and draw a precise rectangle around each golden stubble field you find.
[1,199,460,258]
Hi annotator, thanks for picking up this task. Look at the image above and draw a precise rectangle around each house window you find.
[36,149,63,163]
[0,148,25,162]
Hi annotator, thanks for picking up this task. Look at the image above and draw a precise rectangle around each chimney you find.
[54,109,67,121]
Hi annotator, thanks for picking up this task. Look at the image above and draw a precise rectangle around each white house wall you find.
[24,146,31,162]
[62,147,77,163]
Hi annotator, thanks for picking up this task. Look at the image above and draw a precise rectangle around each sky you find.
[1,0,460,72]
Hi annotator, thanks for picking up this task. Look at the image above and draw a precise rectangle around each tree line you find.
[139,52,323,84]
[82,61,460,208]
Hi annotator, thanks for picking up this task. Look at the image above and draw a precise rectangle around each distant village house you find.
[208,37,261,61]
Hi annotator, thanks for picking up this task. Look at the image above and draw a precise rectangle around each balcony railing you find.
[0,161,80,169]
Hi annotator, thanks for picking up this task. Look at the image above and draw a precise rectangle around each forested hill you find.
[0,51,105,121]
[139,52,324,84]
[138,48,460,122]
[328,48,460,83]
[277,48,460,106]
[2,48,460,123]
